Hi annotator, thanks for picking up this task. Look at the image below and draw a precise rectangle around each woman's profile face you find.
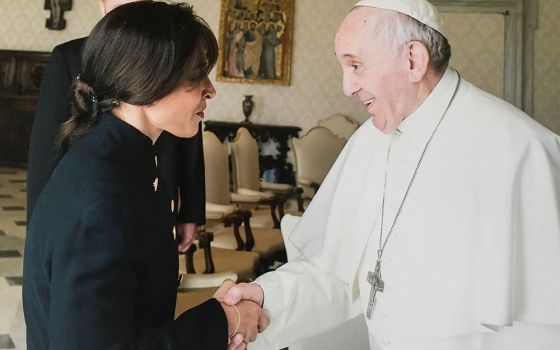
[143,76,216,138]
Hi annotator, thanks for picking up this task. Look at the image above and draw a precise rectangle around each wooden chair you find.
[203,130,286,269]
[230,127,302,220]
[317,113,359,140]
[178,231,260,284]
[175,231,260,317]
[292,127,346,208]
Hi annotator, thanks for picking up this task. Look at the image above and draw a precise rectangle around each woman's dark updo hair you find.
[57,1,218,152]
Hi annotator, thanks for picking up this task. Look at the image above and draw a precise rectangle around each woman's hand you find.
[214,280,270,349]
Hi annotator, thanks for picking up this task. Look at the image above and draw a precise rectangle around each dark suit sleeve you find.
[48,201,227,349]
[177,124,206,225]
[26,44,75,221]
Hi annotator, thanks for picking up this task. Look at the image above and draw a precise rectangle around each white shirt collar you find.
[396,67,458,137]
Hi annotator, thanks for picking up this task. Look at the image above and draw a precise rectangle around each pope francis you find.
[223,0,560,349]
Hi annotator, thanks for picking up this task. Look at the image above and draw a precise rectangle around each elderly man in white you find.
[222,0,560,349]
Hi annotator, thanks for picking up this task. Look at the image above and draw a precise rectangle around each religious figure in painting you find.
[258,23,281,79]
[222,0,290,82]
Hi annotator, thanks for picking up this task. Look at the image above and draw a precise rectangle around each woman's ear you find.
[405,41,430,83]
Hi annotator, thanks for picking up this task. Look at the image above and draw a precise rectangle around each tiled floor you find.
[0,166,296,350]
[0,167,27,349]
[0,167,227,350]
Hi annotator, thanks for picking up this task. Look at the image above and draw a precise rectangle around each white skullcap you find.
[353,0,446,38]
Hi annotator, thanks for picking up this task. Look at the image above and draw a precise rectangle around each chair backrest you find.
[202,131,231,205]
[230,127,261,191]
[317,113,359,140]
[292,126,346,186]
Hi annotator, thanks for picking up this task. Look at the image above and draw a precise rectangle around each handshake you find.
[213,279,269,350]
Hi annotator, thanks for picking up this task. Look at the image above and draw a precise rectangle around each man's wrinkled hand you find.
[176,222,197,252]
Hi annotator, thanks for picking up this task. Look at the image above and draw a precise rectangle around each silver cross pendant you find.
[366,259,384,319]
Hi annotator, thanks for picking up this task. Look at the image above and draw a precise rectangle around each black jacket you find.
[23,113,227,349]
[27,37,206,224]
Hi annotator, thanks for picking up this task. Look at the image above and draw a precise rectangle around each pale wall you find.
[533,0,560,134]
[1,0,559,134]
[0,0,368,134]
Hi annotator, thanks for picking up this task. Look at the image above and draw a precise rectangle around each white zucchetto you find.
[353,0,447,38]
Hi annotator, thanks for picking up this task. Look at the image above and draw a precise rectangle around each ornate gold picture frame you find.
[216,0,295,86]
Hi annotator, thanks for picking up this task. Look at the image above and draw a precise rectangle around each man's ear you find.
[98,1,108,16]
[405,41,430,83]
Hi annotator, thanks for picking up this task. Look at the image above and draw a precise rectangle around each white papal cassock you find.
[249,68,560,350]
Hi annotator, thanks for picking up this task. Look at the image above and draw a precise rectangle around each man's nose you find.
[342,72,359,97]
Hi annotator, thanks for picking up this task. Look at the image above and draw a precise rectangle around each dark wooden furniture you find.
[204,120,301,184]
[0,50,50,166]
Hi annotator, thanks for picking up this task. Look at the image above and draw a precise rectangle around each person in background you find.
[223,0,560,349]
[27,0,204,252]
[23,2,267,349]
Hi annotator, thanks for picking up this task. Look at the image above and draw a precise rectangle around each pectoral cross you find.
[366,259,384,319]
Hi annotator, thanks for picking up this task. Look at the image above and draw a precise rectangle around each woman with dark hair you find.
[22,2,265,349]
